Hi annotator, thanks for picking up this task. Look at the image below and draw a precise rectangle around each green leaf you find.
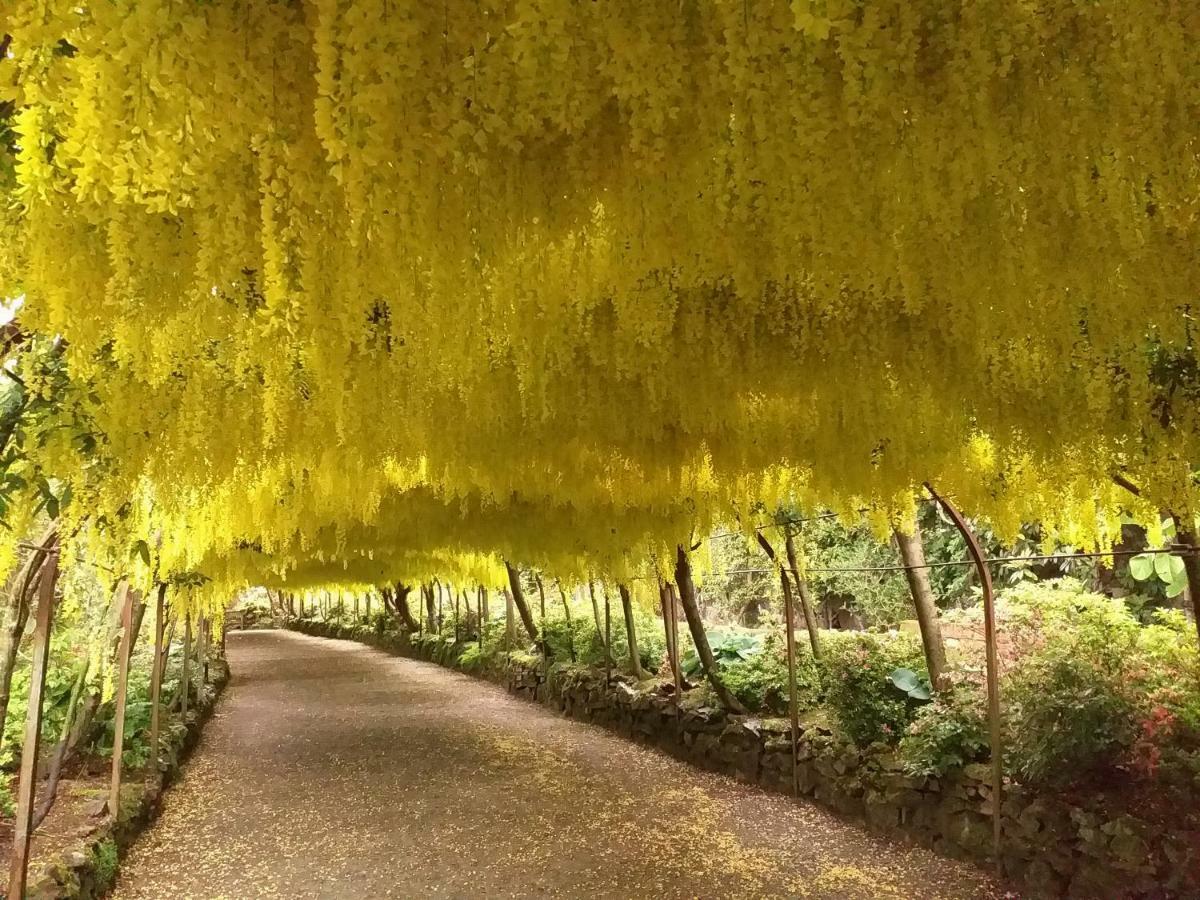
[889,667,933,702]
[1129,554,1155,581]
[131,539,151,567]
[1148,553,1187,585]
[1166,569,1189,599]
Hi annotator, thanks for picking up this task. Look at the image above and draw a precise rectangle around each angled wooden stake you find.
[9,552,60,899]
[109,582,136,819]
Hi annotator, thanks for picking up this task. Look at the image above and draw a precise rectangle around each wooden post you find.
[668,585,683,699]
[588,579,605,649]
[660,581,684,715]
[927,484,1002,866]
[779,568,802,796]
[109,583,136,819]
[555,580,576,663]
[504,588,515,649]
[783,526,822,658]
[477,587,485,651]
[536,575,549,674]
[603,584,612,683]
[199,615,209,686]
[149,582,167,776]
[619,584,644,679]
[9,553,59,899]
[181,614,192,718]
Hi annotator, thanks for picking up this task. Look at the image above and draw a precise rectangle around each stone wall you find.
[292,620,1199,898]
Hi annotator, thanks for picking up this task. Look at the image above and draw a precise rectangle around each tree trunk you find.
[556,580,576,662]
[535,575,549,664]
[894,524,948,689]
[674,545,746,713]
[424,583,436,632]
[588,580,605,647]
[504,588,516,647]
[393,583,419,631]
[504,561,538,641]
[784,527,823,659]
[618,584,644,679]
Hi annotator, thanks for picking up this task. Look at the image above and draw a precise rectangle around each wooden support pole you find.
[454,587,461,644]
[664,583,684,712]
[619,584,644,680]
[536,576,549,674]
[109,583,136,820]
[9,552,59,899]
[477,587,485,652]
[149,583,167,776]
[588,579,605,649]
[181,614,192,718]
[200,615,209,685]
[927,483,1002,867]
[779,568,802,797]
[784,526,822,659]
[558,582,576,663]
[603,584,612,684]
[504,588,515,649]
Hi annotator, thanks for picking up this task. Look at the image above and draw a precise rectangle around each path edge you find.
[25,659,232,899]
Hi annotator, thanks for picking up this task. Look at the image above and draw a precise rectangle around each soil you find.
[111,630,1007,899]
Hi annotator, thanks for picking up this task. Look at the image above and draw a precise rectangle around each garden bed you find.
[12,659,230,899]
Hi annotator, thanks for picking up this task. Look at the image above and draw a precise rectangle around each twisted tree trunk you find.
[894,524,948,689]
[504,561,538,641]
[391,583,419,631]
[674,545,746,713]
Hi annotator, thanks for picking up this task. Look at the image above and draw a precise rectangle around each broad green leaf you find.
[1166,569,1189,599]
[1129,554,1154,581]
[1151,553,1187,584]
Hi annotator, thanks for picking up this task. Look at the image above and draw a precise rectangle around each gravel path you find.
[112,630,1005,899]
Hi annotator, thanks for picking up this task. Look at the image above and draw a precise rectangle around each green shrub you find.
[899,680,989,776]
[822,632,927,746]
[720,629,824,715]
[92,838,119,888]
[681,629,760,676]
[541,607,665,674]
[1002,583,1140,786]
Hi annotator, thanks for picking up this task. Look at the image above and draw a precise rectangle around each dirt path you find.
[112,630,1005,899]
